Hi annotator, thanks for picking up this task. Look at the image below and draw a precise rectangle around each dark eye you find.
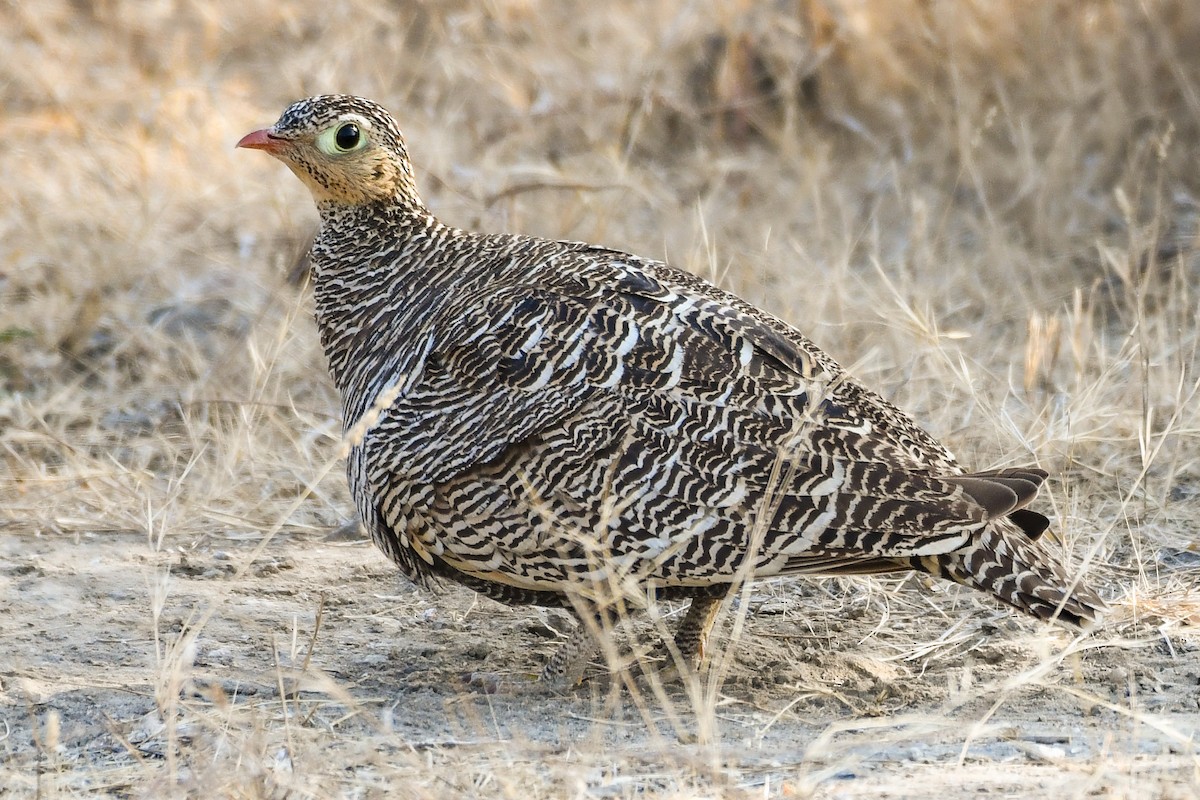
[335,123,361,151]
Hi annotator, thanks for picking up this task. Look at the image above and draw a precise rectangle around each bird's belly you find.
[397,469,795,598]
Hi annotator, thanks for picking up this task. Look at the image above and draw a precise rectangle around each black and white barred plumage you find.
[239,95,1103,678]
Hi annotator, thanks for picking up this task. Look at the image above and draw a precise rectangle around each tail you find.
[913,518,1105,629]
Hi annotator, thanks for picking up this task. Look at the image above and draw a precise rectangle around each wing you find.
[359,245,1038,584]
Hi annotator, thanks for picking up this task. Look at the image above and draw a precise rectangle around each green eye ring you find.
[317,120,368,155]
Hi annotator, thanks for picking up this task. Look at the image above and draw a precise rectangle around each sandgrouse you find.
[239,95,1102,683]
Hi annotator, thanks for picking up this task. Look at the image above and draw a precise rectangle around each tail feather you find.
[1008,508,1051,540]
[945,468,1053,542]
[945,467,1048,516]
[913,519,1104,630]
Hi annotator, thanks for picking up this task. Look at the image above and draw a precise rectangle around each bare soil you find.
[3,526,1198,797]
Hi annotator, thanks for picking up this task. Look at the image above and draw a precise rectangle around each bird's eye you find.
[316,121,368,155]
[335,123,360,150]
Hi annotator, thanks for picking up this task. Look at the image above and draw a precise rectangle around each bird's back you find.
[311,219,1088,620]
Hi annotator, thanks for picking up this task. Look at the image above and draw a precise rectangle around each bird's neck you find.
[309,203,460,426]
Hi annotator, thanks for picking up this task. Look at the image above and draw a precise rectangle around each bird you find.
[238,94,1103,684]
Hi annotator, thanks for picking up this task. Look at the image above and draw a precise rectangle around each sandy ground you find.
[3,525,1198,797]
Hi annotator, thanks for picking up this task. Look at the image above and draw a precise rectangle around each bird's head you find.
[238,95,422,209]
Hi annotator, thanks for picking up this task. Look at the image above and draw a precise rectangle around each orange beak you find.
[236,129,283,152]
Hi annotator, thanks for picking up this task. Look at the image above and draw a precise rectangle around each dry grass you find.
[2,0,1199,797]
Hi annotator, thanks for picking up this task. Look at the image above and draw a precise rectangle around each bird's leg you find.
[673,595,725,672]
[635,593,728,682]
[540,608,603,688]
[668,594,725,675]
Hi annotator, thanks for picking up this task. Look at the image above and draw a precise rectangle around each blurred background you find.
[2,0,1198,602]
[3,2,1200,795]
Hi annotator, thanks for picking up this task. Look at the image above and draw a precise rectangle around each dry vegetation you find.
[2,0,1200,797]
